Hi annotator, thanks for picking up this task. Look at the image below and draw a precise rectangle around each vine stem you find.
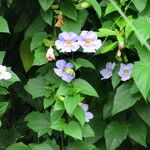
[61,132,64,150]
[109,0,150,51]
[103,0,132,45]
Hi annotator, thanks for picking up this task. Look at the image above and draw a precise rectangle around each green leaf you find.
[97,28,116,37]
[6,143,29,150]
[111,64,120,89]
[38,0,55,11]
[133,16,150,42]
[64,94,81,115]
[0,128,19,149]
[19,40,34,72]
[33,46,47,66]
[0,16,9,33]
[132,62,150,99]
[88,117,105,143]
[73,79,99,97]
[0,51,5,64]
[25,77,47,99]
[25,112,51,137]
[0,102,9,117]
[97,41,118,54]
[131,0,147,12]
[56,83,72,96]
[0,87,9,95]
[87,0,101,18]
[63,121,82,140]
[74,106,85,126]
[128,33,150,63]
[66,141,95,150]
[44,97,54,109]
[112,83,138,115]
[14,13,30,33]
[128,120,147,147]
[31,32,47,51]
[25,16,46,38]
[50,119,65,131]
[104,121,128,150]
[31,140,59,150]
[72,58,95,70]
[41,9,53,25]
[82,124,95,138]
[105,3,117,15]
[60,0,77,20]
[61,10,88,34]
[135,102,150,127]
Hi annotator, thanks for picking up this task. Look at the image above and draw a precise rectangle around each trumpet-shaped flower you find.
[80,103,94,122]
[46,47,55,61]
[0,65,12,80]
[54,59,75,82]
[100,62,115,80]
[78,31,102,53]
[55,32,79,52]
[118,63,133,81]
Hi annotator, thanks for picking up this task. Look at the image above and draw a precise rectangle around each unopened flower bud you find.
[116,49,121,57]
[119,42,125,50]
[46,47,55,61]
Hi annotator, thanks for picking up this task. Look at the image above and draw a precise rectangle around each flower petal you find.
[56,59,66,69]
[54,68,63,77]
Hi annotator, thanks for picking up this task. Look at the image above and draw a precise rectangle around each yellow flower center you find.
[123,70,129,74]
[63,68,74,74]
[65,40,72,45]
[85,39,92,45]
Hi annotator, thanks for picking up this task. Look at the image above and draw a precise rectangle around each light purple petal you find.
[100,69,112,80]
[118,63,133,81]
[92,39,102,50]
[3,72,12,80]
[56,59,66,69]
[82,46,96,53]
[85,112,94,122]
[79,31,97,41]
[61,73,75,82]
[120,74,131,81]
[54,68,63,77]
[65,63,74,69]
[81,103,89,112]
[55,40,64,50]
[106,62,116,70]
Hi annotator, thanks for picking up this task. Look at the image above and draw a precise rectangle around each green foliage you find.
[73,79,99,97]
[112,82,138,115]
[104,121,128,150]
[6,143,29,150]
[0,17,9,33]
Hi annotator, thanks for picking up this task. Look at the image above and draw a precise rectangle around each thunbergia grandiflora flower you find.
[0,65,12,80]
[100,62,115,80]
[46,47,55,61]
[118,63,133,81]
[78,31,102,53]
[54,59,75,82]
[80,103,94,122]
[55,32,79,52]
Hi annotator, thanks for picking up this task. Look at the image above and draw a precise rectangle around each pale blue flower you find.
[78,31,102,53]
[80,103,94,122]
[54,59,75,82]
[55,32,79,52]
[0,65,11,80]
[118,63,133,81]
[100,62,115,80]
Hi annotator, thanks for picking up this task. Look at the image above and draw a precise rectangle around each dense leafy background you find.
[0,0,150,150]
